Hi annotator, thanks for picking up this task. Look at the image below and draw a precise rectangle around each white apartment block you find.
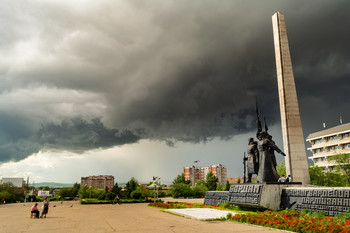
[306,122,350,171]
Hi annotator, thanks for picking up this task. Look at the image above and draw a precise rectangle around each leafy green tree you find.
[38,186,50,191]
[125,177,139,198]
[309,165,347,187]
[72,183,80,197]
[216,182,225,191]
[192,183,208,198]
[195,180,206,186]
[78,185,96,199]
[171,183,193,198]
[58,187,73,199]
[205,172,218,191]
[328,153,350,184]
[139,185,151,199]
[172,173,190,185]
[130,190,142,199]
[0,183,26,203]
[111,183,121,196]
[277,161,287,177]
[225,181,231,191]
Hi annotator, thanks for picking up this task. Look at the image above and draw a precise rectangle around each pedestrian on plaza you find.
[31,203,40,218]
[278,175,286,183]
[40,197,49,218]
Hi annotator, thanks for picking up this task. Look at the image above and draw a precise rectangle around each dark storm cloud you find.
[0,0,349,162]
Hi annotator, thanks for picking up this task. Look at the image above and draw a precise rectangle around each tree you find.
[111,183,121,196]
[72,183,80,197]
[125,177,139,198]
[309,165,346,187]
[216,182,224,191]
[192,183,208,198]
[277,161,287,177]
[328,153,350,184]
[225,181,231,191]
[171,183,193,198]
[0,183,26,203]
[172,173,190,185]
[58,187,73,199]
[205,172,218,191]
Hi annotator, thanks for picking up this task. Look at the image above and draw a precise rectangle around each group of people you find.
[30,197,49,218]
[278,174,292,183]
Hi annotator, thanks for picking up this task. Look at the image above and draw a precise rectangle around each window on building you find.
[324,157,327,161]
[328,136,334,141]
[346,143,350,149]
[322,148,326,152]
[316,149,321,153]
[344,133,349,138]
[329,146,335,151]
[334,136,339,140]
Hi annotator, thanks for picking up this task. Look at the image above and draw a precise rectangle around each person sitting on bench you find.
[31,203,39,218]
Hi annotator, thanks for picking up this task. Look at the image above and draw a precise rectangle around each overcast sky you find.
[0,0,349,184]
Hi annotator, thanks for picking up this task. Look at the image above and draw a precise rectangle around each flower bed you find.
[150,202,350,232]
[228,210,350,233]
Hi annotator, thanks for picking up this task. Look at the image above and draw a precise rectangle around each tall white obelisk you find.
[272,12,311,184]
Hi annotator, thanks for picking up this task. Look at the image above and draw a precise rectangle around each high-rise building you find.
[81,175,114,190]
[306,123,350,171]
[0,177,24,187]
[183,164,227,186]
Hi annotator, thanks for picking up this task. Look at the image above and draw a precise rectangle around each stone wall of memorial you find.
[281,187,350,216]
[228,183,263,206]
[203,191,229,205]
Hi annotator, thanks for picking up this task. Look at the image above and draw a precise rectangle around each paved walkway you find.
[166,208,237,220]
[0,201,286,233]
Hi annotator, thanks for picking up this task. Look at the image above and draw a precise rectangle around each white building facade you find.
[0,177,25,187]
[306,123,350,171]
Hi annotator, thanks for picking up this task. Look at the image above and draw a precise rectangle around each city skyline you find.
[0,1,349,183]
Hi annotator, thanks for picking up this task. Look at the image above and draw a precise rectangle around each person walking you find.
[40,197,49,218]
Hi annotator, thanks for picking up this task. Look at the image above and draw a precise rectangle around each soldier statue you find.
[247,137,259,183]
[255,100,286,182]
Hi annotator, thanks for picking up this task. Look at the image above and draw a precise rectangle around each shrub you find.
[130,190,142,199]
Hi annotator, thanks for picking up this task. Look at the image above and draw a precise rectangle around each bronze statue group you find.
[246,102,288,183]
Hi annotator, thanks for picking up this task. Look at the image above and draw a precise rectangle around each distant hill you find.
[34,182,75,188]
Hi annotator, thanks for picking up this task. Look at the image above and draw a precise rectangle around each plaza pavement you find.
[0,198,286,233]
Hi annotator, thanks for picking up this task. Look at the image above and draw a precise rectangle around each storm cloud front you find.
[0,0,349,163]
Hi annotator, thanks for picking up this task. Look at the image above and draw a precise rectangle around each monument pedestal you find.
[204,184,350,216]
[228,183,302,210]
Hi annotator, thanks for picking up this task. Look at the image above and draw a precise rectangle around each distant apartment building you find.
[0,177,24,187]
[306,122,350,171]
[183,164,227,186]
[81,175,114,190]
